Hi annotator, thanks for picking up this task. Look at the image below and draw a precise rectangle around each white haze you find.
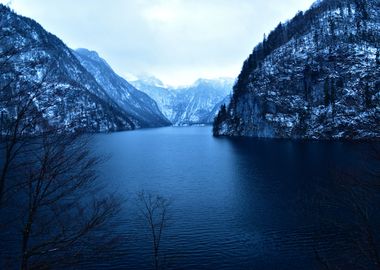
[2,0,316,86]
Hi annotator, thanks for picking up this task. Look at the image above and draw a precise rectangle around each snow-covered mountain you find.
[74,49,170,127]
[214,0,380,140]
[132,77,234,126]
[131,76,177,122]
[0,5,169,133]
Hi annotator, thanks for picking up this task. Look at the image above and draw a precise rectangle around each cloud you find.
[143,2,179,23]
[1,0,316,86]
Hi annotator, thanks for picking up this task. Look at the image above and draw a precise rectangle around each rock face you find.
[0,5,169,133]
[214,0,380,140]
[132,77,233,126]
[129,76,177,123]
[74,49,170,128]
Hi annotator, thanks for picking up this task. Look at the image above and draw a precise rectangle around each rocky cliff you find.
[214,0,380,140]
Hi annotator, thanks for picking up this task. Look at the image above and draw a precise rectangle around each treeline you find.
[233,0,376,98]
[213,104,227,135]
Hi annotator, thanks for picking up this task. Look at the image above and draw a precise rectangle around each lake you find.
[89,126,379,270]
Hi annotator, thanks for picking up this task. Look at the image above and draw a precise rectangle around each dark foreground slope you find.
[214,0,380,139]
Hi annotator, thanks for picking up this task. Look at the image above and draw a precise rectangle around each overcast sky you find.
[2,0,315,86]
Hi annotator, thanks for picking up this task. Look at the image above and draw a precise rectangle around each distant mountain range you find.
[214,0,380,139]
[0,4,232,132]
[131,76,233,126]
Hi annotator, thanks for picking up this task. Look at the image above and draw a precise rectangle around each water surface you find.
[91,126,378,270]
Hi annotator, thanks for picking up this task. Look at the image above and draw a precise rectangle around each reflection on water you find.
[76,127,380,269]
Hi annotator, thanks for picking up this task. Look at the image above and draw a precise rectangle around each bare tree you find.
[0,32,122,269]
[0,129,121,269]
[0,28,55,206]
[0,75,52,206]
[138,191,171,270]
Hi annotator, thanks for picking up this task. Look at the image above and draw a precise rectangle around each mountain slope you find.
[0,5,167,133]
[131,77,177,122]
[132,77,233,126]
[170,79,233,125]
[74,49,170,128]
[213,0,380,139]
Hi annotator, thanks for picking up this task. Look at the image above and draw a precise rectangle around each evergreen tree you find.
[339,4,344,17]
[263,34,268,55]
[364,83,372,108]
[356,20,362,33]
[336,78,344,89]
[303,65,312,101]
[330,79,336,116]
[330,79,336,105]
[213,104,228,135]
[348,3,352,17]
[329,18,336,38]
[324,78,330,106]
[336,77,344,97]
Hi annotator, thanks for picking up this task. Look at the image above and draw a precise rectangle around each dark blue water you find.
[90,126,378,270]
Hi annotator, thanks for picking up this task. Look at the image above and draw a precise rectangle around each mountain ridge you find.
[0,5,169,132]
[213,0,380,140]
[74,48,171,128]
[132,76,233,126]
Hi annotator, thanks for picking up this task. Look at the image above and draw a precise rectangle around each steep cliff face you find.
[132,77,233,126]
[214,0,380,139]
[0,5,168,133]
[124,76,178,123]
[74,49,171,128]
